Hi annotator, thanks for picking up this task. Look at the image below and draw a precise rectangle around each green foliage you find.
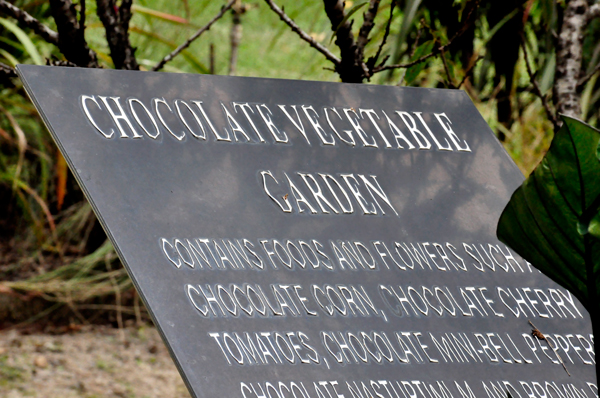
[0,355,24,386]
[404,40,434,84]
[3,0,600,325]
[497,116,600,313]
[0,18,43,65]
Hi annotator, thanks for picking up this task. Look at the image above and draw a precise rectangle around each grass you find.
[95,359,110,371]
[0,355,25,386]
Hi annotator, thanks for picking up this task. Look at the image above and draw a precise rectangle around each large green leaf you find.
[497,116,600,313]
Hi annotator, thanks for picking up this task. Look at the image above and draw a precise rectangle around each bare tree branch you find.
[588,3,600,22]
[229,0,249,75]
[373,3,477,75]
[96,0,139,70]
[0,0,59,45]
[457,54,483,89]
[554,0,588,118]
[409,22,423,58]
[521,36,559,131]
[152,0,236,72]
[439,49,455,88]
[209,43,215,74]
[396,22,423,86]
[49,0,99,68]
[0,61,17,77]
[323,0,365,82]
[372,44,440,73]
[367,0,395,72]
[263,0,340,67]
[578,62,600,88]
[79,0,86,32]
[356,0,381,54]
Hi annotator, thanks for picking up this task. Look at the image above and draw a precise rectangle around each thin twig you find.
[0,61,17,78]
[374,29,458,73]
[229,0,245,75]
[440,48,455,88]
[529,320,570,376]
[209,43,215,74]
[578,61,600,88]
[152,0,235,71]
[183,0,190,21]
[396,20,423,86]
[520,35,559,130]
[0,0,59,44]
[373,2,477,74]
[374,48,439,73]
[367,0,395,72]
[410,21,424,58]
[264,0,340,66]
[457,54,484,89]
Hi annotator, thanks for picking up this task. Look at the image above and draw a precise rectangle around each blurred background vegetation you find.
[0,0,598,329]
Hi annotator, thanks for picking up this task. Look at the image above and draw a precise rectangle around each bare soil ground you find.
[0,326,190,398]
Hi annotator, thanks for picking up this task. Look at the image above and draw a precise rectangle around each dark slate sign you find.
[17,64,596,398]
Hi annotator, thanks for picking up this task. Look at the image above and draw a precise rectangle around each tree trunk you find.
[554,0,588,118]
